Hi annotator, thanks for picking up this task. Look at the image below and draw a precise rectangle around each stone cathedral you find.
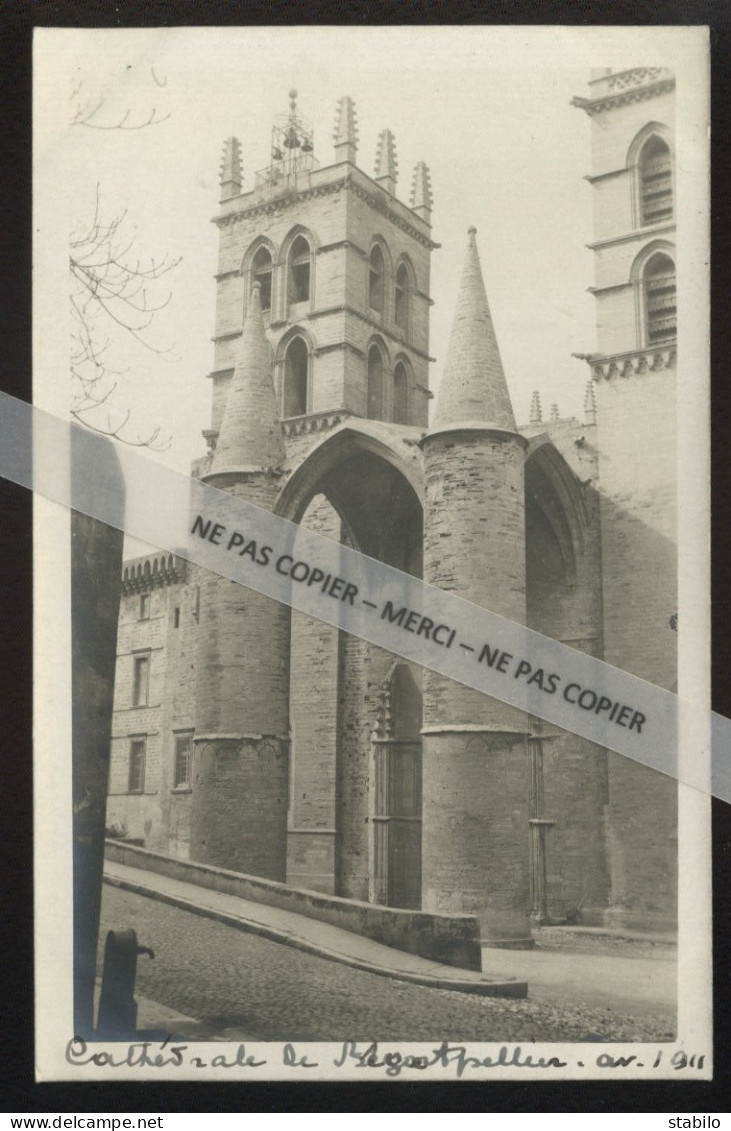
[107,69,678,943]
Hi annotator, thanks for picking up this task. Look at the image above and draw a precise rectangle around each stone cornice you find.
[422,423,529,449]
[311,341,365,360]
[213,177,346,229]
[587,221,674,251]
[213,305,433,361]
[309,304,434,362]
[213,174,440,251]
[587,344,676,381]
[346,177,440,249]
[281,409,352,439]
[316,238,368,259]
[572,73,675,116]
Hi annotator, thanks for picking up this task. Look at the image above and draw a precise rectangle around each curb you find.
[104,872,528,999]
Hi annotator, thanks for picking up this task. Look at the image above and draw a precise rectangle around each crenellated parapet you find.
[121,554,187,594]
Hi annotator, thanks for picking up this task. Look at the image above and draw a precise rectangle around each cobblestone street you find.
[100,885,676,1044]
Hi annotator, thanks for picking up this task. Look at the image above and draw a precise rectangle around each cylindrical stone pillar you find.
[190,473,290,881]
[421,429,533,946]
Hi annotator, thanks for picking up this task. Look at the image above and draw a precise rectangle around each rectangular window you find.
[128,736,146,793]
[173,732,193,789]
[174,607,180,629]
[132,654,150,707]
[139,593,150,620]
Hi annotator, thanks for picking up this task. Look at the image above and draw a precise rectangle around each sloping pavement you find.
[482,937,676,1017]
[103,860,526,997]
[103,859,676,1021]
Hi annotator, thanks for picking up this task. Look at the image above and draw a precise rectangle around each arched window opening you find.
[251,246,273,311]
[369,245,385,313]
[288,235,311,304]
[283,336,309,417]
[394,263,410,331]
[644,253,676,344]
[367,346,384,420]
[639,137,673,227]
[393,362,409,425]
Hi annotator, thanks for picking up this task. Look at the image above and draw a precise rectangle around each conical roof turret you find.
[431,227,516,434]
[209,283,285,475]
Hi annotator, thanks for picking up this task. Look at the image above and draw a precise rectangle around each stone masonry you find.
[107,73,679,937]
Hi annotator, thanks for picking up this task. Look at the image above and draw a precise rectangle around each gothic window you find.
[132,653,150,707]
[393,361,409,424]
[173,732,192,790]
[639,136,673,227]
[288,235,311,304]
[367,345,384,420]
[644,253,676,344]
[369,245,385,313]
[394,263,410,332]
[252,245,273,311]
[283,336,309,417]
[128,736,146,793]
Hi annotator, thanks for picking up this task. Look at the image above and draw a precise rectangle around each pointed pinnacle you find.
[210,283,284,475]
[375,129,398,183]
[333,95,358,148]
[431,228,516,434]
[220,137,243,196]
[410,162,433,212]
[530,390,542,424]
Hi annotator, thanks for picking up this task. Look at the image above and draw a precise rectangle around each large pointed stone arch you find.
[276,420,425,902]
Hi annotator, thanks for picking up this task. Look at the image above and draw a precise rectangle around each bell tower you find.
[574,68,678,930]
[205,92,437,465]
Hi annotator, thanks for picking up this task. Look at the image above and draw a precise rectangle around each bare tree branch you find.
[70,183,180,450]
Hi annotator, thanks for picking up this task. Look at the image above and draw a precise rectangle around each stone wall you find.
[105,840,483,971]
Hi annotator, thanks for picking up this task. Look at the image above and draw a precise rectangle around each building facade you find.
[107,69,678,939]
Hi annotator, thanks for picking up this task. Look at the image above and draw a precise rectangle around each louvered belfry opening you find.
[644,252,676,344]
[640,136,673,226]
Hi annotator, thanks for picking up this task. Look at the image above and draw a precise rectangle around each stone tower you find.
[206,91,435,448]
[196,93,437,896]
[421,228,533,946]
[189,282,291,880]
[574,67,678,929]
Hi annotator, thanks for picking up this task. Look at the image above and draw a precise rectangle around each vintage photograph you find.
[32,26,711,1080]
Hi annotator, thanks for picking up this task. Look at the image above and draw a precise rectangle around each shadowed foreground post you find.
[71,428,125,1036]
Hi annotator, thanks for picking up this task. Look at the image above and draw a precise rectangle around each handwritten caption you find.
[67,1037,707,1077]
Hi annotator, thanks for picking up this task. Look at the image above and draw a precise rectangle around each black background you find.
[2,0,729,1114]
